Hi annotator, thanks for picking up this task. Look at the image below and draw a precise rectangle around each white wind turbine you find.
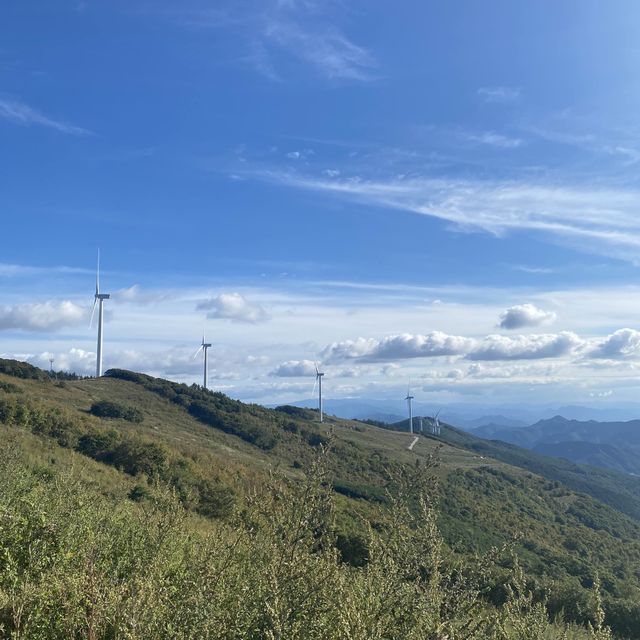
[405,383,414,434]
[431,410,442,435]
[89,250,110,378]
[193,331,212,389]
[311,361,325,423]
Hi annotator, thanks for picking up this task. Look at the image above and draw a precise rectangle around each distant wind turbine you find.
[311,362,325,423]
[193,331,212,389]
[405,384,414,434]
[89,250,110,378]
[431,410,442,435]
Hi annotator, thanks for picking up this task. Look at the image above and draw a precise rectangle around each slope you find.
[2,359,640,635]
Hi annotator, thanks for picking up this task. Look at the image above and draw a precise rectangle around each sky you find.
[2,0,640,410]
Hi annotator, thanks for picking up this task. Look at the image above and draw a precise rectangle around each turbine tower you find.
[405,385,414,434]
[194,332,212,389]
[89,250,110,378]
[312,362,325,423]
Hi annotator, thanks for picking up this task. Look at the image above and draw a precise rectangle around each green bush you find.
[90,400,144,423]
[0,447,612,640]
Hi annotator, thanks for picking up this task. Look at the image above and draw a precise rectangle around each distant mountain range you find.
[269,398,640,430]
[474,415,640,475]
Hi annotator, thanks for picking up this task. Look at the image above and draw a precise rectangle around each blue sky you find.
[2,0,640,409]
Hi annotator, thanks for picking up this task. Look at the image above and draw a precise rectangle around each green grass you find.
[0,360,638,637]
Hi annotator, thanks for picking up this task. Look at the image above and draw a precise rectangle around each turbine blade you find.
[89,298,97,329]
[96,249,100,295]
[314,360,319,375]
[311,374,318,398]
[193,345,203,359]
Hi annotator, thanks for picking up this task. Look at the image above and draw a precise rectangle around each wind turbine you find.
[431,410,442,435]
[312,362,325,423]
[193,331,212,389]
[405,384,414,434]
[89,250,110,378]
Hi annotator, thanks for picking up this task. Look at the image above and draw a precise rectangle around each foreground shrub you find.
[0,444,612,640]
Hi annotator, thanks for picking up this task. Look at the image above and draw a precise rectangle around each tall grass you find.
[0,445,611,639]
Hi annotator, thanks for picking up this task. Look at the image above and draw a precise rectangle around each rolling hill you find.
[1,358,639,637]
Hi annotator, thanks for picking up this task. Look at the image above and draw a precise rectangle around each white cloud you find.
[270,359,317,377]
[0,301,88,332]
[322,332,475,362]
[260,171,640,262]
[0,98,90,136]
[264,19,376,81]
[0,263,92,277]
[467,362,560,379]
[499,304,556,330]
[589,328,640,359]
[112,285,171,305]
[29,348,95,374]
[197,292,269,323]
[467,131,522,148]
[467,332,582,361]
[477,86,521,103]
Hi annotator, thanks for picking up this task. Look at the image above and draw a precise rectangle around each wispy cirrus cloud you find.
[255,170,640,262]
[477,86,521,103]
[263,18,377,81]
[0,262,92,277]
[466,131,522,148]
[176,1,377,82]
[0,98,90,136]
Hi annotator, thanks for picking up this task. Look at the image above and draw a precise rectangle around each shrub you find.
[0,446,614,640]
[90,400,144,423]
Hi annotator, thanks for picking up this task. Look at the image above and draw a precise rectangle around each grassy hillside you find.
[1,359,639,637]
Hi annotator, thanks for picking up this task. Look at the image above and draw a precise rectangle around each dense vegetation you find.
[0,444,612,639]
[90,399,144,423]
[1,362,640,636]
[0,394,235,520]
[438,425,640,523]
